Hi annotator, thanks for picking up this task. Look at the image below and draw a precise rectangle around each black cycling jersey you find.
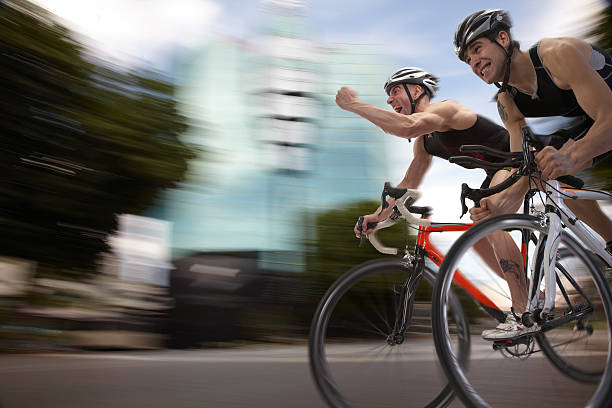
[424,115,510,170]
[507,43,612,118]
[506,43,612,164]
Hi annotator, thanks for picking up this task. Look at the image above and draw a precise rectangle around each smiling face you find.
[464,32,510,84]
[386,84,421,115]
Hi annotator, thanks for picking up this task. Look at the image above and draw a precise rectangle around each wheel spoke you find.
[310,259,469,408]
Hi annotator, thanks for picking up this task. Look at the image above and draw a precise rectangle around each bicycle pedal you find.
[492,335,533,350]
[540,312,554,321]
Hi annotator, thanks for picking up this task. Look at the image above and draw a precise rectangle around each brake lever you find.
[357,215,379,247]
[460,183,481,218]
[378,182,410,216]
[357,216,365,247]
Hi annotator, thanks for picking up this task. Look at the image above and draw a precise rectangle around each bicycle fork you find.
[387,249,425,346]
[523,211,594,331]
[522,212,562,327]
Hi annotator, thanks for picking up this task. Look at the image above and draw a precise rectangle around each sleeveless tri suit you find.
[506,43,612,164]
[424,115,510,187]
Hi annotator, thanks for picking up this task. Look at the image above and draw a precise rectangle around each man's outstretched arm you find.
[335,86,444,139]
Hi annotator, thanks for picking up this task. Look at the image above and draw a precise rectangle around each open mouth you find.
[480,63,491,78]
[393,106,402,113]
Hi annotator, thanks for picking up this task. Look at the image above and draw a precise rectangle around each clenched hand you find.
[534,139,592,180]
[336,87,360,112]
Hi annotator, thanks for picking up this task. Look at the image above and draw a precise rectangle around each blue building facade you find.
[155,3,395,271]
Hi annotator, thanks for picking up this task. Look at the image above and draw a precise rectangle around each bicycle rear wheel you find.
[536,246,608,384]
[432,214,612,408]
[309,258,469,408]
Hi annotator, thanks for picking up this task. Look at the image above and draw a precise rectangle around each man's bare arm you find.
[397,135,433,189]
[335,87,445,139]
[357,136,432,236]
[537,38,612,177]
[470,92,527,221]
[376,136,433,218]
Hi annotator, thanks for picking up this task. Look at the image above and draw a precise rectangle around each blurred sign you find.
[262,0,306,8]
[0,257,35,296]
[111,215,173,286]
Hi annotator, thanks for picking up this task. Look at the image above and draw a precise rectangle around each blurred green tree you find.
[304,201,413,284]
[293,201,416,327]
[583,5,612,190]
[587,5,612,52]
[0,0,197,277]
[296,200,485,332]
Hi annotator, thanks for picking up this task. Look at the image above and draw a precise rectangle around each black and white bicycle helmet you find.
[454,9,512,62]
[384,67,439,115]
[384,67,439,98]
[454,9,514,92]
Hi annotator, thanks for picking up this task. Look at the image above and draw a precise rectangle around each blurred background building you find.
[2,0,610,352]
[0,0,402,351]
[151,1,393,270]
[137,1,397,346]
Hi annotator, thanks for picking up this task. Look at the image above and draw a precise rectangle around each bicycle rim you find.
[432,214,612,408]
[534,245,606,383]
[309,258,469,408]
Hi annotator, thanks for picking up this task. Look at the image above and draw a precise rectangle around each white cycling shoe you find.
[481,313,540,341]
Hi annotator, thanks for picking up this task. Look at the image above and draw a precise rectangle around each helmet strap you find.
[401,83,424,143]
[494,40,515,93]
[402,83,427,114]
[402,83,416,114]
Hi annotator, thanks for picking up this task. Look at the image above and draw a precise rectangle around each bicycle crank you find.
[493,335,535,360]
[386,333,405,346]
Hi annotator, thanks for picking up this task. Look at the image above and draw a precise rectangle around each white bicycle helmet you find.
[384,67,439,98]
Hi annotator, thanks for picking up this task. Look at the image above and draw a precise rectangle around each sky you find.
[31,0,608,223]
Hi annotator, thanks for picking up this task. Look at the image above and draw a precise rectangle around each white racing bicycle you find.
[432,126,612,408]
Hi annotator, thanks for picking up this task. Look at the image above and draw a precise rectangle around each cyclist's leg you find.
[473,238,504,276]
[564,198,612,243]
[487,230,528,312]
[473,172,510,281]
[473,236,529,312]
[561,148,612,248]
[477,169,528,313]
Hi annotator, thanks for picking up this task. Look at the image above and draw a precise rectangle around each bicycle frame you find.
[387,218,497,343]
[528,180,612,317]
[371,193,538,333]
[370,174,612,336]
[409,218,508,323]
[420,223,494,301]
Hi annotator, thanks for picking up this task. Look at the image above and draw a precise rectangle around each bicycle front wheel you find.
[309,258,470,408]
[432,214,612,408]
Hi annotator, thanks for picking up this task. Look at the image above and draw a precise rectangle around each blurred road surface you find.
[0,338,605,408]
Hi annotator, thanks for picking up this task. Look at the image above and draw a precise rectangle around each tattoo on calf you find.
[497,99,509,123]
[499,259,521,279]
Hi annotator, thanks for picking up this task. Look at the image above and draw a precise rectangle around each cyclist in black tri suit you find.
[335,67,511,276]
[454,9,612,340]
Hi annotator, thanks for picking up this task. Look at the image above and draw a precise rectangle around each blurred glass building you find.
[152,1,395,273]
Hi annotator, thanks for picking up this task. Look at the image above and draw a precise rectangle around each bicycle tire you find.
[432,214,612,408]
[309,257,470,408]
[536,247,606,383]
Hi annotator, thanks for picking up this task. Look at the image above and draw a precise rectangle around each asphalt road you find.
[0,338,607,408]
[3,345,327,408]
